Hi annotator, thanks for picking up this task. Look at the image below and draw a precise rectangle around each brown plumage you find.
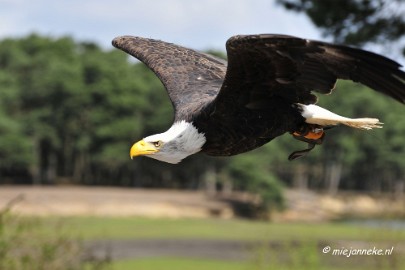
[112,34,405,163]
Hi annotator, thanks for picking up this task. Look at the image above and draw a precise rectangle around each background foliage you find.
[277,0,405,56]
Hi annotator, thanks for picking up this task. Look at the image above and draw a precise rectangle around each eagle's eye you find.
[153,141,163,148]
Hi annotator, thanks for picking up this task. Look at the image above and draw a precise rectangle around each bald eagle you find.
[112,34,405,164]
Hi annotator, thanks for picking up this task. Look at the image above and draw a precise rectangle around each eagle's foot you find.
[288,125,327,160]
[292,124,325,144]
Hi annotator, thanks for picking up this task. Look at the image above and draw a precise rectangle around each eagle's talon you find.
[292,124,325,144]
[289,125,326,160]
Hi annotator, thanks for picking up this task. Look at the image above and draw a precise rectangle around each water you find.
[345,219,405,230]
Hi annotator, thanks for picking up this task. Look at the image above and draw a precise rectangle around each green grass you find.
[11,216,405,270]
[69,217,405,270]
[108,241,405,270]
[62,216,405,242]
[111,257,249,270]
[110,257,345,270]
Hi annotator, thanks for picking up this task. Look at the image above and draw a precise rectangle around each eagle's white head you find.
[130,121,206,164]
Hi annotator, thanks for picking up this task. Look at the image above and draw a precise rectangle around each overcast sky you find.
[0,0,322,51]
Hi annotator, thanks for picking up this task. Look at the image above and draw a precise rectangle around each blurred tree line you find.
[0,34,404,203]
[277,0,405,57]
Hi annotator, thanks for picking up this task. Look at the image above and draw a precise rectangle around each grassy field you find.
[66,216,405,270]
[65,216,405,242]
[111,257,249,270]
[109,256,393,270]
[4,215,405,270]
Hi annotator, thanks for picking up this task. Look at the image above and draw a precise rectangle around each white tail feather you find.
[300,104,383,130]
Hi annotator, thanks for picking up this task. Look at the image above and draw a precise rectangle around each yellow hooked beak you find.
[130,140,159,159]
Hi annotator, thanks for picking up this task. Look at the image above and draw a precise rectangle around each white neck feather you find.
[144,121,206,164]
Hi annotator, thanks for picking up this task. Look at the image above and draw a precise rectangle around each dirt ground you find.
[1,186,404,221]
[0,186,234,218]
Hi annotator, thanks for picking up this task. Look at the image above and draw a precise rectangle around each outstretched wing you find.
[214,34,405,114]
[112,36,227,120]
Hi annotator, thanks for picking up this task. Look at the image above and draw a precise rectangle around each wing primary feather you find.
[112,36,227,119]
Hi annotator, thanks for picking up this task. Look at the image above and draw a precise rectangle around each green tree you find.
[277,0,405,55]
[0,34,144,184]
